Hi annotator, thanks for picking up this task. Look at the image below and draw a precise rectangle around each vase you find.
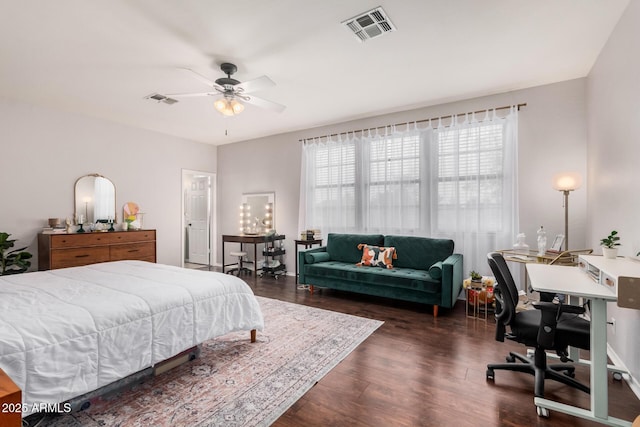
[602,247,618,259]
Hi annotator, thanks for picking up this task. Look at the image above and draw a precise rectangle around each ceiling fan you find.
[165,63,286,116]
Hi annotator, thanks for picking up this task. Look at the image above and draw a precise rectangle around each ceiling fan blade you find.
[235,75,276,94]
[180,68,217,87]
[164,92,218,98]
[243,94,286,113]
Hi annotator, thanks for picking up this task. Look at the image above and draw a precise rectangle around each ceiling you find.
[0,1,629,145]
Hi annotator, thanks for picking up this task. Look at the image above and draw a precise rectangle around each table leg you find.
[222,240,225,274]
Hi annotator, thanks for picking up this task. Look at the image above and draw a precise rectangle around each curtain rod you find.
[299,103,527,143]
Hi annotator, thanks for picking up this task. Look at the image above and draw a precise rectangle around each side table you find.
[463,276,495,321]
[294,239,323,284]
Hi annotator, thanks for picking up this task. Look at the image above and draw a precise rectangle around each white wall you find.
[0,98,217,266]
[587,0,640,393]
[217,78,588,281]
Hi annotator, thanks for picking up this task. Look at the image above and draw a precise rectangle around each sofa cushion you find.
[428,261,443,279]
[303,261,441,293]
[383,235,454,270]
[327,233,384,263]
[357,244,397,269]
[305,252,331,264]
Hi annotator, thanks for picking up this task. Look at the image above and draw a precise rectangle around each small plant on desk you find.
[600,230,621,259]
[470,270,483,282]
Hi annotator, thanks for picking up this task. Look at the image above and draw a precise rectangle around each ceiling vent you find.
[342,6,396,42]
[144,93,178,105]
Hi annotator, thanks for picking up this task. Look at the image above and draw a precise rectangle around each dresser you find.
[38,230,156,270]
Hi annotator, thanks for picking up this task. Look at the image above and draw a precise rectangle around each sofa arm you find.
[441,253,464,309]
[298,246,328,284]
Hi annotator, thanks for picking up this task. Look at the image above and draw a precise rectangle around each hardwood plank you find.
[213,269,640,426]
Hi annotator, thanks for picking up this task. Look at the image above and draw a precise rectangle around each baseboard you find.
[607,343,640,400]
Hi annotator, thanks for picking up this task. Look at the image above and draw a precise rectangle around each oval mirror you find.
[74,174,116,223]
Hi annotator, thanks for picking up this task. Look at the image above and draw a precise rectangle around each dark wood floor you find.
[233,271,640,427]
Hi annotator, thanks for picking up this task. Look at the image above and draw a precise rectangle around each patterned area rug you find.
[39,296,383,427]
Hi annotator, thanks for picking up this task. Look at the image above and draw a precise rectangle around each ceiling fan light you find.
[231,99,244,114]
[214,98,228,113]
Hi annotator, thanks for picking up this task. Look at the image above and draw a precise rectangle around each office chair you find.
[485,252,591,417]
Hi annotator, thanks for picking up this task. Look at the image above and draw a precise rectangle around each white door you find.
[186,176,210,265]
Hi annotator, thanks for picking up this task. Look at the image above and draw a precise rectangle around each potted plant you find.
[470,270,483,283]
[600,230,621,259]
[0,232,33,275]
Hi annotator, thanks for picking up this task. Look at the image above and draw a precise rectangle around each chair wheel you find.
[486,369,494,381]
[536,406,549,418]
[613,372,623,381]
[564,367,575,378]
[506,355,515,363]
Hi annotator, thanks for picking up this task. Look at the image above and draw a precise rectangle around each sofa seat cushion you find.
[304,261,441,293]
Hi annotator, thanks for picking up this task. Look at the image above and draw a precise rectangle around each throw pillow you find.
[304,252,331,264]
[357,244,397,269]
[428,261,443,279]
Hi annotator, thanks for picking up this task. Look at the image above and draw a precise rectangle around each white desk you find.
[526,263,631,426]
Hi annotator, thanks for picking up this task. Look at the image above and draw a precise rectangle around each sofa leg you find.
[433,305,439,317]
[309,285,314,294]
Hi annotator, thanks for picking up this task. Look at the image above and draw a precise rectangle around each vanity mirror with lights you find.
[74,173,116,223]
[240,192,275,234]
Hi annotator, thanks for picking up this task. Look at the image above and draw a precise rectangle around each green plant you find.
[0,232,33,275]
[470,270,482,281]
[600,230,621,249]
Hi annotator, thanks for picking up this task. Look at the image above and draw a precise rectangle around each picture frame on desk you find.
[547,234,565,253]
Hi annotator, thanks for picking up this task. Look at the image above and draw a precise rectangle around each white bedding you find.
[0,260,264,417]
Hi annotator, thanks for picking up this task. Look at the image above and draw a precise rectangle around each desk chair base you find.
[486,347,590,400]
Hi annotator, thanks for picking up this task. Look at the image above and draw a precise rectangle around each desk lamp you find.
[552,172,582,251]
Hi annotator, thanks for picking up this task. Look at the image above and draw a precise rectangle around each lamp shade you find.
[214,97,244,116]
[552,172,582,191]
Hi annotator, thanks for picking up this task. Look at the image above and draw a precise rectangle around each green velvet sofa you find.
[298,233,464,317]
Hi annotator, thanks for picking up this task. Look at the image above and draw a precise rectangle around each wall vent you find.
[144,93,179,105]
[342,6,396,42]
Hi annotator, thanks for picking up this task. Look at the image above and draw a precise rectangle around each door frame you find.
[181,169,217,268]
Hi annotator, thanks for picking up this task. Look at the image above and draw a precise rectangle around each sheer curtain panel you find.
[299,107,519,275]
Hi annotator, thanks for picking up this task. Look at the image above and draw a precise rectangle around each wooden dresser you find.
[38,230,156,270]
[0,368,21,427]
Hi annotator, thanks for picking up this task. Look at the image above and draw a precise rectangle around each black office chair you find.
[485,252,591,417]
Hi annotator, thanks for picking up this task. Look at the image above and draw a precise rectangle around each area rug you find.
[40,296,383,427]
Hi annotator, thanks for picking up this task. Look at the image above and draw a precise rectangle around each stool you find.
[227,251,252,276]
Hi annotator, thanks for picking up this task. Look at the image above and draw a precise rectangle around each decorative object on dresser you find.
[74,174,116,224]
[38,229,156,270]
[0,232,33,275]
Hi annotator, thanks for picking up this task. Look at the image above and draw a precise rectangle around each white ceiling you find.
[0,0,629,145]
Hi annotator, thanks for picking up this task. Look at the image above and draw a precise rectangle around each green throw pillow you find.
[305,252,331,264]
[429,261,443,279]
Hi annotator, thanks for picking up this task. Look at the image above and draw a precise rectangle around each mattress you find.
[0,260,264,417]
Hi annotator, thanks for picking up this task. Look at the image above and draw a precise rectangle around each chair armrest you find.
[298,246,327,284]
[532,301,586,315]
[441,253,463,308]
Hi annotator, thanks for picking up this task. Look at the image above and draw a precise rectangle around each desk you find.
[222,234,267,277]
[294,239,322,283]
[526,263,630,426]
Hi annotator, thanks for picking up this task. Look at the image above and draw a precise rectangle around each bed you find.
[0,260,264,417]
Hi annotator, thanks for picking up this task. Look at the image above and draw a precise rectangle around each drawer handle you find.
[75,254,90,258]
[128,249,140,253]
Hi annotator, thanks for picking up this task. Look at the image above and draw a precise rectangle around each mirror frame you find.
[74,173,116,223]
[241,192,275,234]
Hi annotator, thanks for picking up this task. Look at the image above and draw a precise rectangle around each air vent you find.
[342,6,396,42]
[144,93,179,105]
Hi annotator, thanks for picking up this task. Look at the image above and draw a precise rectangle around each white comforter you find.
[0,261,264,416]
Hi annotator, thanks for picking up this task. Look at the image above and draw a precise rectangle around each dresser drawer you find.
[110,242,156,261]
[50,233,111,249]
[104,230,156,245]
[51,247,111,269]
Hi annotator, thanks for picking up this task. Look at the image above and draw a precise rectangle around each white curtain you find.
[299,107,519,275]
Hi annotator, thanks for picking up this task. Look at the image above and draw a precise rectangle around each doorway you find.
[181,170,216,269]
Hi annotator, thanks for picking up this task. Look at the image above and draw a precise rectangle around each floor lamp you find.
[552,172,582,251]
